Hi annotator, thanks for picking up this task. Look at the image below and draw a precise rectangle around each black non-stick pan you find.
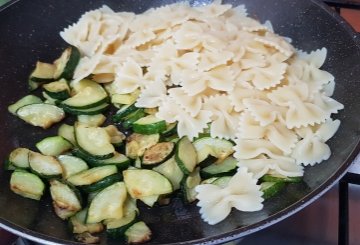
[0,0,359,244]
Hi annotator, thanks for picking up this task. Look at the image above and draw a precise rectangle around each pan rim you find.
[0,0,359,244]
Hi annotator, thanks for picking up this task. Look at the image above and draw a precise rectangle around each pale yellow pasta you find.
[60,1,344,226]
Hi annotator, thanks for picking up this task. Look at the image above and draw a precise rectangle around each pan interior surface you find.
[0,0,359,244]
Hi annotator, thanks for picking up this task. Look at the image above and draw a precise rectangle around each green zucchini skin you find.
[81,173,122,193]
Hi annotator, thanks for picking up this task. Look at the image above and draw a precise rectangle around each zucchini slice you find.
[125,133,160,159]
[53,46,80,80]
[58,124,76,145]
[29,61,55,83]
[212,176,232,188]
[67,165,118,187]
[29,152,63,178]
[181,167,201,203]
[123,169,173,199]
[74,232,100,244]
[260,181,286,200]
[10,170,45,200]
[62,79,108,109]
[260,173,302,183]
[8,95,42,115]
[62,103,109,115]
[161,123,177,138]
[57,155,89,179]
[125,221,152,244]
[50,179,82,219]
[111,90,140,105]
[175,136,198,175]
[77,114,106,127]
[16,103,65,129]
[85,152,130,170]
[81,174,121,193]
[142,142,175,166]
[138,195,159,207]
[104,125,126,147]
[132,115,167,135]
[36,136,73,156]
[75,123,115,159]
[43,79,70,100]
[193,137,234,163]
[106,210,138,238]
[122,109,146,129]
[69,209,104,234]
[42,91,59,105]
[8,148,32,169]
[4,159,16,171]
[152,157,184,191]
[112,103,138,122]
[200,156,238,179]
[87,182,127,223]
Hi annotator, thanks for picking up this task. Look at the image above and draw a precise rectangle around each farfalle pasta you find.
[60,1,343,227]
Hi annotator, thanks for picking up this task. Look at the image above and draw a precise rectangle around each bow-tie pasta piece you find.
[237,155,303,179]
[291,119,341,166]
[203,95,240,140]
[196,167,263,225]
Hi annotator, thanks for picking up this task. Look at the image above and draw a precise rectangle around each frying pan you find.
[0,0,359,244]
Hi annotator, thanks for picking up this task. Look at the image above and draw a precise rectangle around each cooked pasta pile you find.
[60,1,343,224]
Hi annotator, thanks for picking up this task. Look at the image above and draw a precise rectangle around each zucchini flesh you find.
[125,221,152,244]
[29,152,63,178]
[212,176,232,188]
[8,95,42,115]
[181,167,201,203]
[111,90,140,105]
[175,137,198,175]
[85,152,130,170]
[193,137,234,163]
[200,156,238,178]
[58,124,76,145]
[122,109,146,129]
[70,209,104,234]
[112,103,138,122]
[16,103,65,129]
[53,46,80,80]
[162,123,177,137]
[77,114,106,127]
[260,181,286,200]
[29,61,55,83]
[139,195,159,207]
[75,123,115,159]
[50,180,82,219]
[153,157,184,191]
[125,133,160,159]
[132,115,167,135]
[87,182,127,223]
[106,210,138,238]
[57,155,89,179]
[123,169,173,199]
[81,173,121,193]
[36,136,73,156]
[67,165,118,186]
[62,102,109,115]
[74,232,100,244]
[9,148,32,169]
[43,79,70,100]
[104,125,126,146]
[260,173,302,183]
[142,142,175,166]
[10,170,45,200]
[62,79,108,109]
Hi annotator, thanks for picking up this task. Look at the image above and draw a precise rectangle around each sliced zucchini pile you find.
[5,44,304,245]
